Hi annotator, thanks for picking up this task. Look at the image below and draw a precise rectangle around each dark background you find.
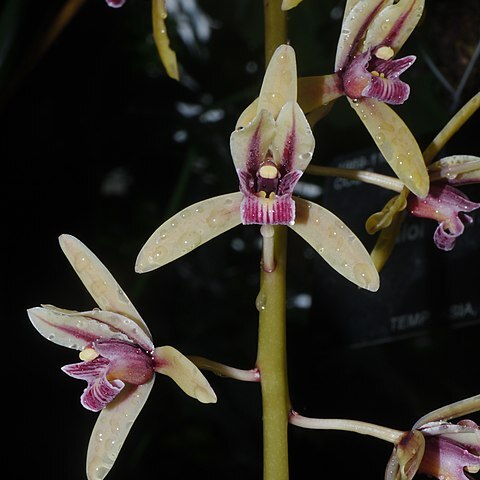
[4,0,479,479]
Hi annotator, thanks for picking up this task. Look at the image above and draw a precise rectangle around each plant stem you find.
[423,91,480,165]
[256,3,290,480]
[256,226,290,480]
[264,0,288,62]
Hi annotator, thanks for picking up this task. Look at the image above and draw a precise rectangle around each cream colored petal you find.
[257,44,297,118]
[335,0,390,71]
[281,0,303,10]
[298,74,344,113]
[342,0,363,20]
[363,0,424,53]
[236,97,259,129]
[152,0,179,80]
[272,101,315,171]
[349,98,429,198]
[290,197,379,291]
[154,346,217,404]
[86,379,154,480]
[136,193,243,273]
[230,109,276,170]
[26,305,156,351]
[59,235,152,339]
[385,430,425,480]
[27,306,109,351]
[428,155,480,183]
[413,394,480,430]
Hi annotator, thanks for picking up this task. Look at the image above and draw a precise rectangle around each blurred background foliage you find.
[4,0,479,479]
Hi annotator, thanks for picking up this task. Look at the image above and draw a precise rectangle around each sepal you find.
[154,346,217,404]
[290,197,379,291]
[136,193,243,272]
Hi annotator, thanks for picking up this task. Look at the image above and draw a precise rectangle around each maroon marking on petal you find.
[371,55,416,78]
[363,74,411,104]
[278,170,303,196]
[419,434,480,480]
[94,339,155,385]
[62,357,125,411]
[337,0,387,72]
[281,122,296,173]
[43,318,100,344]
[246,123,263,175]
[382,1,417,47]
[240,193,295,225]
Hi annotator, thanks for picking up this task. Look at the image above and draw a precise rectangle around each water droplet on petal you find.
[75,253,90,272]
[179,231,202,253]
[299,152,312,162]
[353,263,376,290]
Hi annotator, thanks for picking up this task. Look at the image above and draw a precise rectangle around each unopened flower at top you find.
[28,234,216,480]
[136,44,379,292]
[299,0,429,198]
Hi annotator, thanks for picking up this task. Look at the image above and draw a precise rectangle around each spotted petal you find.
[136,192,243,273]
[272,101,315,172]
[154,346,217,404]
[412,395,480,430]
[335,0,389,72]
[348,98,429,197]
[290,197,379,291]
[257,44,298,118]
[230,109,276,172]
[27,306,131,351]
[59,234,152,339]
[428,155,480,185]
[86,379,154,480]
[363,0,425,54]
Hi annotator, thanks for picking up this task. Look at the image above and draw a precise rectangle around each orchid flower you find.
[27,234,216,480]
[298,0,429,198]
[407,155,480,250]
[136,44,379,292]
[367,155,480,251]
[385,395,480,480]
